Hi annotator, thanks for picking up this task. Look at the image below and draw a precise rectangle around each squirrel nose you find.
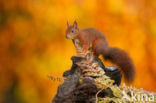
[66,35,69,39]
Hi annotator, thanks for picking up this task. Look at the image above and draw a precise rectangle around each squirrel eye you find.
[71,30,74,33]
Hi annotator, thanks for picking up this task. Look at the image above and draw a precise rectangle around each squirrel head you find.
[66,21,79,39]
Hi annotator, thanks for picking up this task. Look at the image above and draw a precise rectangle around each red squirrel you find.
[65,21,135,83]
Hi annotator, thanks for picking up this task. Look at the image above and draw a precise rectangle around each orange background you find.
[0,0,156,103]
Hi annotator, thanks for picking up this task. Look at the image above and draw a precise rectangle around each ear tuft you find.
[67,21,70,28]
[73,20,78,28]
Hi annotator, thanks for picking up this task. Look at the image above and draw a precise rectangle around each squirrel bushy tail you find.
[101,47,135,83]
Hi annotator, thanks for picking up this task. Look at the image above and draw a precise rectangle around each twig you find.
[96,88,105,103]
[47,75,65,82]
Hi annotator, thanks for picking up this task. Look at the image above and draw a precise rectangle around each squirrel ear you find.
[73,20,78,29]
[67,21,70,28]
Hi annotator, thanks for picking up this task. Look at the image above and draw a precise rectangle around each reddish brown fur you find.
[66,21,135,83]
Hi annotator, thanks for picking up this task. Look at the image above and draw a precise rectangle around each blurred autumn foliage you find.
[0,0,156,103]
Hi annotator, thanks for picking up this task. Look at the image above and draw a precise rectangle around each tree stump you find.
[52,56,122,103]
